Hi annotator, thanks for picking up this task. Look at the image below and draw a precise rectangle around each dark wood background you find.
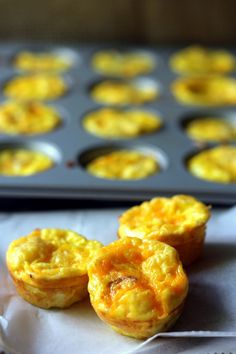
[0,0,236,44]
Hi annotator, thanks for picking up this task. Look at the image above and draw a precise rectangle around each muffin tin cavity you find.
[185,144,236,184]
[0,141,61,176]
[12,47,80,73]
[181,111,236,142]
[172,75,236,106]
[2,73,71,101]
[0,141,61,162]
[89,77,160,105]
[82,107,163,139]
[169,45,236,75]
[91,49,157,77]
[0,101,67,136]
[78,143,168,180]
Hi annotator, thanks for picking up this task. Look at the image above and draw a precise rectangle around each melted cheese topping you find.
[0,148,54,176]
[83,108,162,138]
[186,117,235,142]
[14,51,72,72]
[170,46,235,74]
[4,74,67,101]
[7,228,102,284]
[188,145,236,183]
[86,150,159,180]
[0,101,61,135]
[91,80,158,105]
[88,237,188,322]
[172,75,236,106]
[119,195,210,242]
[92,50,155,77]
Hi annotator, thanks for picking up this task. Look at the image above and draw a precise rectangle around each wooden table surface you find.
[0,0,235,44]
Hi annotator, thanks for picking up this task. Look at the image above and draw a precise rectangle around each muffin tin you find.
[0,42,236,204]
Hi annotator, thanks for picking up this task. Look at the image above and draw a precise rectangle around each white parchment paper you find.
[0,207,236,354]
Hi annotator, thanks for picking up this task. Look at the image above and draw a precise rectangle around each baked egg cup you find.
[170,45,235,75]
[0,148,54,176]
[88,237,188,339]
[86,149,159,180]
[90,80,158,105]
[0,101,61,135]
[188,145,236,183]
[82,108,162,139]
[3,74,67,101]
[92,50,155,77]
[14,51,72,72]
[172,75,236,106]
[185,117,235,142]
[6,228,102,309]
[118,195,210,266]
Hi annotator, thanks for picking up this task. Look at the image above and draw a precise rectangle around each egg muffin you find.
[185,117,236,142]
[83,108,162,139]
[172,75,236,106]
[90,80,158,105]
[4,74,67,101]
[6,228,102,309]
[88,237,188,339]
[0,101,61,135]
[86,150,159,180]
[172,76,236,105]
[14,51,72,72]
[92,50,155,77]
[188,145,236,183]
[118,195,210,265]
[0,148,54,176]
[170,46,235,75]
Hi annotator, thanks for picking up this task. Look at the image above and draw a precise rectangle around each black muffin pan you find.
[0,42,236,204]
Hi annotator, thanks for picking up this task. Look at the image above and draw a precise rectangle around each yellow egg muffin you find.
[14,51,72,72]
[86,150,159,180]
[0,148,54,176]
[91,80,158,105]
[83,108,162,139]
[6,228,102,309]
[4,74,67,101]
[188,145,236,183]
[118,195,210,266]
[88,237,188,339]
[0,101,61,135]
[172,75,236,106]
[92,50,155,77]
[170,46,235,75]
[185,117,236,142]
